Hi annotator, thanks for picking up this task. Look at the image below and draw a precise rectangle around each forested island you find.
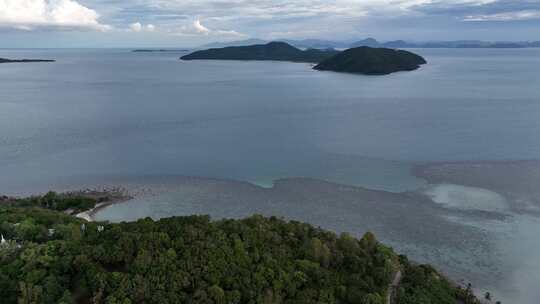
[314,47,427,75]
[181,41,339,63]
[0,192,482,303]
[0,58,55,64]
[132,49,190,53]
[205,38,540,49]
[180,42,426,75]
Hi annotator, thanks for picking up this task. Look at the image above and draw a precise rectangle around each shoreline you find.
[2,168,523,303]
[36,158,540,222]
[75,159,540,221]
[73,189,133,222]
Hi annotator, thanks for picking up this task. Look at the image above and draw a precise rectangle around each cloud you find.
[410,0,540,18]
[464,10,540,21]
[3,0,540,44]
[145,0,499,20]
[193,19,210,34]
[175,19,245,37]
[129,22,155,32]
[129,22,142,32]
[0,0,110,31]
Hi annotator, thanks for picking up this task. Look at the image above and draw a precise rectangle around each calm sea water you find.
[2,48,540,303]
[1,48,540,192]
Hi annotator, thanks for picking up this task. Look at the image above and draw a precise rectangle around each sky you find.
[0,0,539,48]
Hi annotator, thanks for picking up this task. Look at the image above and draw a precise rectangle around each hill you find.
[199,38,540,50]
[350,38,380,48]
[181,41,339,63]
[132,49,189,53]
[0,192,480,304]
[314,47,427,75]
[202,38,268,49]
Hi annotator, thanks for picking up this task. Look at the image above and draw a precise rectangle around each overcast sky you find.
[1,0,539,48]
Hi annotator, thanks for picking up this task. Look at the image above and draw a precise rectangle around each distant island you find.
[314,47,427,75]
[132,49,190,53]
[0,58,55,64]
[181,42,427,75]
[0,191,482,304]
[181,41,339,63]
[203,37,540,49]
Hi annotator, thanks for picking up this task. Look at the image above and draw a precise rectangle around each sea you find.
[1,47,540,303]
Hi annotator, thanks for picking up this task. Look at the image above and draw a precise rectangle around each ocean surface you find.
[1,48,540,303]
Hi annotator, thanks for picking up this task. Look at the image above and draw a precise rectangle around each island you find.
[132,49,190,53]
[181,42,427,75]
[202,37,540,49]
[180,41,339,63]
[0,191,482,303]
[314,47,427,75]
[0,58,55,64]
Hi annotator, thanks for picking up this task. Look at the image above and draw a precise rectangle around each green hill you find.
[181,42,426,75]
[314,47,427,75]
[181,41,339,63]
[0,193,479,304]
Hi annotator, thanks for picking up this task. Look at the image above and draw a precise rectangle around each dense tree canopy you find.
[1,191,98,213]
[0,193,479,304]
[181,42,339,63]
[396,256,480,304]
[314,47,427,75]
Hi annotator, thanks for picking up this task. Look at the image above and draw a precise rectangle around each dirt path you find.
[387,270,402,304]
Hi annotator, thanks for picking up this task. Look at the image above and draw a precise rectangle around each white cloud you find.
[0,0,110,31]
[129,22,143,32]
[148,0,498,20]
[193,19,210,34]
[129,22,156,32]
[1,0,535,42]
[175,19,245,37]
[464,10,540,21]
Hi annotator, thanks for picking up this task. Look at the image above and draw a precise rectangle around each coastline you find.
[70,189,133,222]
[2,170,520,303]
[72,159,540,221]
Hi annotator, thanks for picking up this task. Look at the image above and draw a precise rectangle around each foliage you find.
[181,41,339,63]
[396,255,480,304]
[0,204,397,303]
[3,192,98,213]
[0,202,479,304]
[314,47,427,75]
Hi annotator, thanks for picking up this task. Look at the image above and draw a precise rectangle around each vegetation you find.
[181,42,339,63]
[1,192,98,214]
[396,255,481,304]
[0,193,479,304]
[1,191,129,215]
[181,42,426,75]
[314,47,427,75]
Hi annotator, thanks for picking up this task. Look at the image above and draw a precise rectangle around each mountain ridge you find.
[181,41,339,63]
[182,42,427,75]
[200,38,540,50]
